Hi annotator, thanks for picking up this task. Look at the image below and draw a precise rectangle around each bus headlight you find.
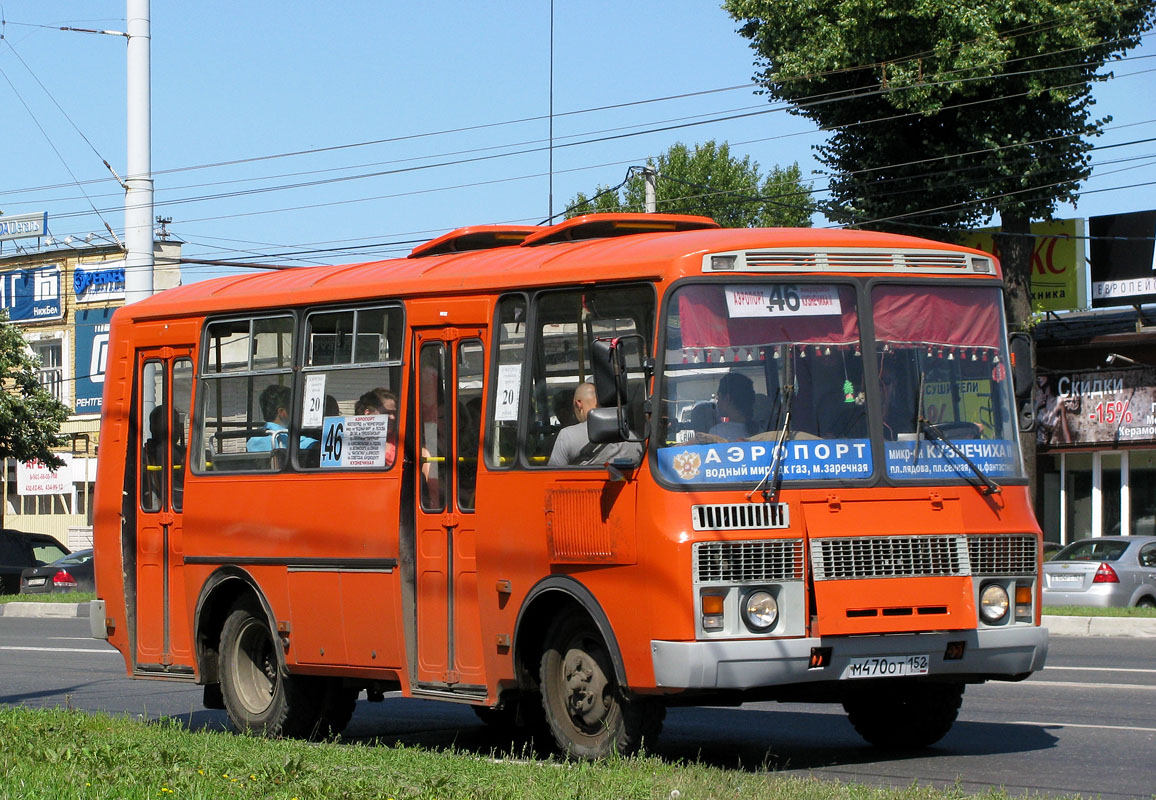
[742,590,778,632]
[979,583,1010,624]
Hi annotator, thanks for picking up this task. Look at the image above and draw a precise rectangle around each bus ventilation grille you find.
[693,539,804,585]
[691,503,789,531]
[742,250,971,272]
[810,535,970,581]
[966,534,1038,575]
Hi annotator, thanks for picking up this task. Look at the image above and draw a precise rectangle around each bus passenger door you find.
[134,350,195,674]
[412,330,486,692]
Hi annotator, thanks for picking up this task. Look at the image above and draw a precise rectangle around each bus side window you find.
[196,316,294,473]
[524,284,655,468]
[486,295,526,469]
[298,305,403,470]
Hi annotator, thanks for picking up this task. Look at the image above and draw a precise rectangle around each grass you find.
[0,591,95,604]
[1040,604,1156,618]
[0,706,1078,800]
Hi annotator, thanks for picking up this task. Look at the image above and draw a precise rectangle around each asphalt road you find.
[2,617,1154,799]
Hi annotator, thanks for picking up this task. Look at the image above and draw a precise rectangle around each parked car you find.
[0,529,70,594]
[1042,535,1156,608]
[1042,542,1064,561]
[20,548,94,594]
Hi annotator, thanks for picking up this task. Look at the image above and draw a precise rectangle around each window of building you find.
[32,340,64,403]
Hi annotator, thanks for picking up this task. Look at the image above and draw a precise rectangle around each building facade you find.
[1,236,181,548]
[1033,307,1156,547]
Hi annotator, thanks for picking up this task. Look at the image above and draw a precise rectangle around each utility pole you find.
[124,0,153,304]
[642,167,658,214]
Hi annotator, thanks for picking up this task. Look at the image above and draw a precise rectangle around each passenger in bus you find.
[247,384,318,452]
[354,387,398,465]
[548,382,642,467]
[697,371,756,443]
[143,405,185,507]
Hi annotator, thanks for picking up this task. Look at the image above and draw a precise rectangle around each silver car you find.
[1042,535,1156,608]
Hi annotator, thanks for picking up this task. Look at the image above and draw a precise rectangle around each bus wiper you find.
[749,384,793,504]
[912,369,926,466]
[917,418,1002,496]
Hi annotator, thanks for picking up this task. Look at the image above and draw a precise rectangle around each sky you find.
[1,1,1155,283]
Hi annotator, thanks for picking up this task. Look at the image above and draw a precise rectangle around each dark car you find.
[0,529,70,594]
[20,548,94,594]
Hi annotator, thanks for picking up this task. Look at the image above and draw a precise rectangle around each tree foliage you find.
[566,140,817,227]
[0,314,69,472]
[725,0,1155,321]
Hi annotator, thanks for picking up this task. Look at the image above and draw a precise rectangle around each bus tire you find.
[218,602,322,738]
[538,615,663,759]
[843,681,964,749]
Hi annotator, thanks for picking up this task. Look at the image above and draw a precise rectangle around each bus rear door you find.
[133,348,195,675]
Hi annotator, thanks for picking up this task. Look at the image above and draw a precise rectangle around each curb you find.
[0,602,90,619]
[1043,614,1156,638]
[3,603,1155,637]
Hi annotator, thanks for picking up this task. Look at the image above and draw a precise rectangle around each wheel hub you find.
[563,646,610,729]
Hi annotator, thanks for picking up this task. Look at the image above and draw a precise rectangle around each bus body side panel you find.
[181,471,406,673]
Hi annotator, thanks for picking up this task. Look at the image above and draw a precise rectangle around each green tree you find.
[0,313,70,527]
[567,140,817,227]
[724,0,1155,324]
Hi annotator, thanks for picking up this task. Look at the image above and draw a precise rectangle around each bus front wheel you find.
[538,615,663,759]
[843,681,964,749]
[218,601,323,738]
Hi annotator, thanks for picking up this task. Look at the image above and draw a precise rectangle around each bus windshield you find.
[656,281,1024,487]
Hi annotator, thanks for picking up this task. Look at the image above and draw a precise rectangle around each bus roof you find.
[120,214,999,322]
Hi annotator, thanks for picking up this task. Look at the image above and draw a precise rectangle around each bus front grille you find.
[967,534,1038,575]
[811,535,970,580]
[691,502,789,531]
[693,539,804,584]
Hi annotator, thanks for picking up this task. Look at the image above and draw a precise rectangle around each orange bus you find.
[92,213,1047,758]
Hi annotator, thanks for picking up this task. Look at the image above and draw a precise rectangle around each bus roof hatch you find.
[521,213,719,247]
[409,225,539,258]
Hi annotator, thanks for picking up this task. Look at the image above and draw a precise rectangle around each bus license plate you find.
[843,654,929,679]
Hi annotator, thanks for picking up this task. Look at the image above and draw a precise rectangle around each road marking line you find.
[1045,665,1153,674]
[0,646,119,655]
[1018,679,1156,691]
[1008,720,1156,733]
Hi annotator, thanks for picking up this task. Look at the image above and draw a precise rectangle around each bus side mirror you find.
[1008,332,1035,401]
[591,335,649,442]
[587,407,623,444]
[592,337,630,408]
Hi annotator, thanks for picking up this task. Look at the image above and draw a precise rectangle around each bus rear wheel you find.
[843,681,964,749]
[218,601,324,738]
[538,615,663,759]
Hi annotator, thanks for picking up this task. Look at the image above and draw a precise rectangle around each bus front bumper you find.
[651,625,1048,689]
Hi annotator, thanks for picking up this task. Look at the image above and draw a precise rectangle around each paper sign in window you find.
[725,285,842,318]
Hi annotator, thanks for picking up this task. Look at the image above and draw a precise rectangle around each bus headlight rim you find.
[742,589,778,632]
[979,583,1010,624]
